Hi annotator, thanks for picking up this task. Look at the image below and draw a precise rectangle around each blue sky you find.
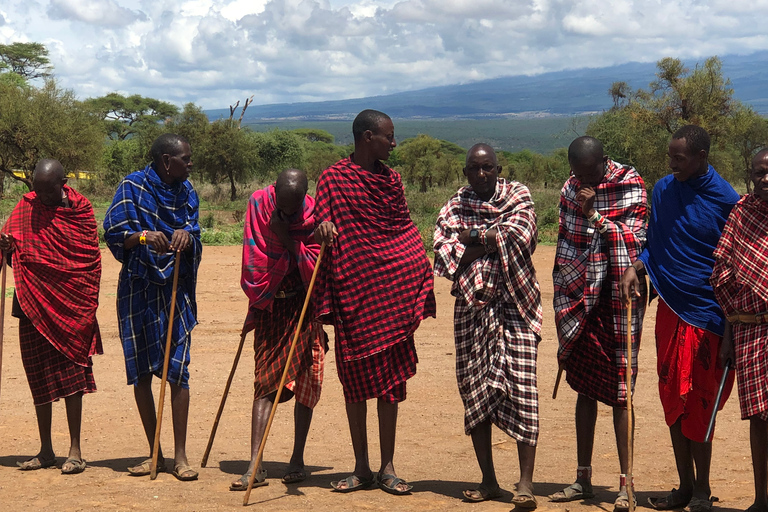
[1,0,766,109]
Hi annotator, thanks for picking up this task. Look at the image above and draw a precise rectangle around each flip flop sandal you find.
[17,456,57,471]
[684,496,715,512]
[647,488,691,510]
[549,482,595,502]
[378,473,413,495]
[614,489,638,512]
[172,463,199,481]
[330,474,375,493]
[230,469,268,491]
[281,469,307,484]
[61,458,87,475]
[127,458,166,476]
[512,491,538,510]
[463,484,502,502]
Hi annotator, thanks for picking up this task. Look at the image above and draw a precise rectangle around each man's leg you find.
[169,382,194,475]
[750,416,768,511]
[332,401,373,490]
[33,402,55,462]
[516,440,536,498]
[551,393,596,500]
[285,401,313,476]
[669,418,695,500]
[377,399,410,492]
[62,392,84,469]
[467,419,498,493]
[575,394,598,488]
[133,374,163,460]
[231,394,272,488]
[689,437,712,500]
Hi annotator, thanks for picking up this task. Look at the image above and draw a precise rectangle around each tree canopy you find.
[0,42,52,80]
[85,93,179,140]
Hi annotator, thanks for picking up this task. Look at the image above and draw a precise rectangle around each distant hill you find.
[206,51,768,123]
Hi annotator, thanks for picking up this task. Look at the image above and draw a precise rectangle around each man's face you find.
[464,148,500,199]
[668,137,705,182]
[570,155,606,187]
[368,118,396,162]
[752,153,768,202]
[33,175,66,207]
[275,188,305,218]
[164,142,193,183]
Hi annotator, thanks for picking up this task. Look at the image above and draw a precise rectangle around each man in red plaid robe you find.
[0,159,101,475]
[434,143,542,508]
[713,148,768,512]
[230,168,326,490]
[314,110,436,495]
[550,137,647,511]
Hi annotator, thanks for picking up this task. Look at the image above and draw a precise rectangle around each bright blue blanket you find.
[639,166,739,335]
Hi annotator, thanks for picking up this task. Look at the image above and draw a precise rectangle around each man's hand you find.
[145,231,171,253]
[169,229,192,252]
[619,262,643,303]
[458,229,473,246]
[314,221,337,246]
[719,321,735,369]
[0,233,14,253]
[575,186,597,217]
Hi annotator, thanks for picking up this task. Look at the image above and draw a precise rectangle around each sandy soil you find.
[0,245,755,511]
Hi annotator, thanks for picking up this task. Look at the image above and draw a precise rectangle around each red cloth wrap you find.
[313,157,436,362]
[3,186,102,366]
[241,184,320,318]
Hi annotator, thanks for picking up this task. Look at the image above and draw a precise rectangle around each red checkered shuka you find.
[2,185,102,366]
[433,178,543,336]
[313,157,436,362]
[241,184,320,316]
[553,161,647,404]
[713,193,768,420]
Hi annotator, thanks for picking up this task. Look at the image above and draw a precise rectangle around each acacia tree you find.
[0,80,104,191]
[588,56,767,187]
[85,92,179,140]
[0,42,52,80]
[196,120,260,201]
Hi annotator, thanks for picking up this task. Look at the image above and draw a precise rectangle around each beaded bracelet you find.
[139,230,148,245]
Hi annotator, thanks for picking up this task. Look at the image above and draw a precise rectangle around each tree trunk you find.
[228,171,237,201]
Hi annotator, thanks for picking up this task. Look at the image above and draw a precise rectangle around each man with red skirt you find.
[621,125,739,511]
[314,109,436,495]
[1,159,102,475]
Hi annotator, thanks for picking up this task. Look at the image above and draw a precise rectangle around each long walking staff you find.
[625,299,635,512]
[201,325,249,468]
[0,254,6,401]
[243,243,326,506]
[150,250,182,480]
[705,358,732,442]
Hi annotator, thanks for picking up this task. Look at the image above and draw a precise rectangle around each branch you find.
[237,95,254,129]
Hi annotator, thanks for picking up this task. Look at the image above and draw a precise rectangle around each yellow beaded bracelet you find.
[139,230,147,245]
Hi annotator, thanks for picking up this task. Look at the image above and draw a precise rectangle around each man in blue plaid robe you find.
[104,133,202,482]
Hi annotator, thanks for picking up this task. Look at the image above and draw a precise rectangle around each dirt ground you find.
[0,245,755,511]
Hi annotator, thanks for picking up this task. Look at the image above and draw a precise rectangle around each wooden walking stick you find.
[552,363,564,399]
[243,243,326,506]
[150,250,182,480]
[625,299,635,512]
[0,254,6,401]
[201,326,249,468]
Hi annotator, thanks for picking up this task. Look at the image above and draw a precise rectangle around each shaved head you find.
[32,159,67,207]
[274,168,308,217]
[568,136,603,165]
[34,158,65,182]
[466,143,497,166]
[753,148,768,166]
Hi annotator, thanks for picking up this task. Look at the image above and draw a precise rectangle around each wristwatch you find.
[469,228,480,244]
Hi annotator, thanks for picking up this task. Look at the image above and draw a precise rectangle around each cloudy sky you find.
[1,0,766,109]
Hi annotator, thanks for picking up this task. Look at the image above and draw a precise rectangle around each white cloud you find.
[47,0,147,27]
[0,0,765,109]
